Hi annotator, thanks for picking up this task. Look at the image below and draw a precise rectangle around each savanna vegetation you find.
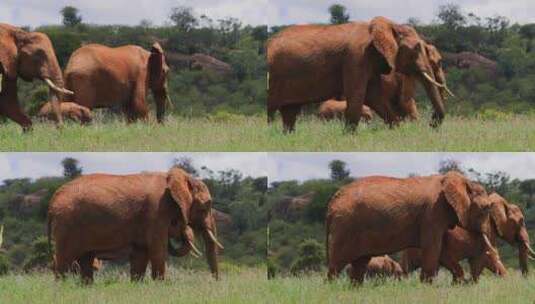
[0,157,267,275]
[266,159,535,277]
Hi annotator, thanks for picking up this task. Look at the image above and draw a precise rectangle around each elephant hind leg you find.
[279,104,301,133]
[327,258,348,281]
[349,257,371,285]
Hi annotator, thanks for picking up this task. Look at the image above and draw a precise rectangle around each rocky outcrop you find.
[442,52,498,75]
[213,208,234,232]
[271,192,315,221]
[8,189,48,216]
[165,52,233,75]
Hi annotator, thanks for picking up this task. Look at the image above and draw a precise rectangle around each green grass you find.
[1,268,534,303]
[1,114,535,151]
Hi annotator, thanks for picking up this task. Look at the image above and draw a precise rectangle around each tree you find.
[328,4,350,25]
[329,160,350,181]
[520,179,535,209]
[169,6,198,32]
[60,6,82,27]
[438,159,464,175]
[172,156,198,176]
[61,157,82,179]
[437,4,466,30]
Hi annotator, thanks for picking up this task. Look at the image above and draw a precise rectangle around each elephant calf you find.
[347,255,405,281]
[317,100,373,122]
[37,101,93,124]
[400,226,507,283]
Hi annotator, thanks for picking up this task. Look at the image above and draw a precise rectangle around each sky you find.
[1,1,533,28]
[0,152,267,181]
[267,153,535,182]
[0,0,268,28]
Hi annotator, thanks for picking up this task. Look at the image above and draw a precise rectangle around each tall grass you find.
[1,114,534,151]
[0,268,532,303]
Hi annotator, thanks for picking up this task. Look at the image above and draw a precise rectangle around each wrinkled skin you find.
[38,101,93,124]
[64,43,170,123]
[317,100,374,122]
[488,193,535,275]
[48,168,222,284]
[347,255,405,281]
[400,226,507,283]
[326,171,493,284]
[267,17,447,133]
[0,23,72,131]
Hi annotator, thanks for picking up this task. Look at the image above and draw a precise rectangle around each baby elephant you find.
[401,227,507,283]
[38,102,93,124]
[347,255,405,281]
[317,100,373,122]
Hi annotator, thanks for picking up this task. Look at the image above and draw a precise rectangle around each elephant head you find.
[489,193,535,275]
[167,167,223,279]
[148,42,171,123]
[0,24,73,125]
[442,171,493,244]
[369,17,449,127]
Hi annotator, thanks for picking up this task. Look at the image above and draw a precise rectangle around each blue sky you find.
[0,153,267,181]
[1,1,533,28]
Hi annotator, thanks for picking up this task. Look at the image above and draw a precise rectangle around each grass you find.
[1,114,535,151]
[1,268,533,303]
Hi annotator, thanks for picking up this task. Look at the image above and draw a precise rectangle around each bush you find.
[290,239,324,275]
[0,255,9,275]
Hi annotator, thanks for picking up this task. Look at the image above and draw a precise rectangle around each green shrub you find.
[290,239,324,275]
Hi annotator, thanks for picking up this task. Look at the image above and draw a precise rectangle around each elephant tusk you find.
[189,250,201,258]
[0,225,3,248]
[443,85,456,98]
[422,72,447,88]
[483,234,498,255]
[525,242,535,258]
[44,78,74,95]
[188,240,202,257]
[0,73,3,94]
[207,230,224,250]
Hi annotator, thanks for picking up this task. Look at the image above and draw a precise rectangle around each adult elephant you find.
[267,17,448,133]
[0,23,73,131]
[47,167,223,284]
[64,42,170,123]
[400,226,507,283]
[326,171,494,284]
[488,193,535,275]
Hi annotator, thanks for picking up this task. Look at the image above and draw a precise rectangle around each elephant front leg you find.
[441,256,465,284]
[149,247,167,280]
[78,253,96,285]
[349,257,371,285]
[0,81,32,132]
[419,230,444,283]
[130,248,149,281]
[280,104,301,133]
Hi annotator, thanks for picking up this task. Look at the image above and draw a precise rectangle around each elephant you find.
[0,23,74,131]
[400,226,507,283]
[267,16,451,133]
[317,100,374,122]
[347,255,405,281]
[64,42,170,123]
[37,101,93,124]
[47,167,223,284]
[326,171,494,284]
[487,193,535,275]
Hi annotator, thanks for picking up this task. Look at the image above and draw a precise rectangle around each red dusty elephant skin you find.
[38,101,93,124]
[317,100,374,122]
[267,17,449,133]
[400,226,507,283]
[64,43,170,123]
[0,23,74,130]
[326,171,494,284]
[347,255,406,281]
[47,167,224,284]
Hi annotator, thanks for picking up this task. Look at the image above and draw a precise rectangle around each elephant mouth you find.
[421,72,455,98]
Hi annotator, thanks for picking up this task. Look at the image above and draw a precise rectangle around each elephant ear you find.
[148,42,165,86]
[167,167,193,226]
[443,171,471,228]
[0,28,18,79]
[369,16,399,74]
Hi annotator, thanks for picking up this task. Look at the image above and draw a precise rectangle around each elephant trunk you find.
[153,87,170,124]
[168,225,201,258]
[420,72,446,128]
[518,227,534,275]
[202,229,221,280]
